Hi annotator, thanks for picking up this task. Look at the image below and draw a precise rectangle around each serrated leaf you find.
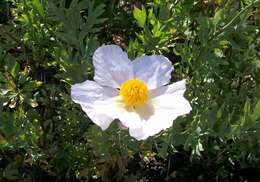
[133,6,146,28]
[148,9,156,25]
[84,1,106,33]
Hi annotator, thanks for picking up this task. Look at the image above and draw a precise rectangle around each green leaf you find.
[32,0,45,16]
[124,175,138,182]
[251,100,260,121]
[83,1,107,33]
[11,61,19,78]
[3,163,19,180]
[157,142,168,158]
[148,8,156,25]
[212,8,224,28]
[159,4,170,21]
[133,6,146,28]
[0,71,5,82]
[5,56,19,77]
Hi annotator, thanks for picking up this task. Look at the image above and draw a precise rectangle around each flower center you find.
[119,79,148,107]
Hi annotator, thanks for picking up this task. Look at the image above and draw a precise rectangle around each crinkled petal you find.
[132,55,173,89]
[71,80,144,130]
[116,101,154,130]
[71,80,119,130]
[128,80,192,140]
[129,109,178,140]
[87,97,145,130]
[149,79,187,98]
[93,45,133,88]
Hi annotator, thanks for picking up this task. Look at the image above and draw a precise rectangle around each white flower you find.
[71,45,192,140]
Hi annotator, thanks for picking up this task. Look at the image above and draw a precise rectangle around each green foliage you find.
[0,0,260,181]
[133,6,147,28]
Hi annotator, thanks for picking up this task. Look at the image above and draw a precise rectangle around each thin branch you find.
[211,0,260,40]
[220,0,260,31]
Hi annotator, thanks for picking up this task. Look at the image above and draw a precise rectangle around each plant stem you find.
[220,0,260,31]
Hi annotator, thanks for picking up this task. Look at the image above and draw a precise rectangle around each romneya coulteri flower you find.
[71,45,192,140]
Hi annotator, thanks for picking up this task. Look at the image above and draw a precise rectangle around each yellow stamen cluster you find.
[119,79,148,107]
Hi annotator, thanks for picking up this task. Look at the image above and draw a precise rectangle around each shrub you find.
[0,0,259,181]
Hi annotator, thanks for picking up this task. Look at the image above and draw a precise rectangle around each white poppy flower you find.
[71,45,192,140]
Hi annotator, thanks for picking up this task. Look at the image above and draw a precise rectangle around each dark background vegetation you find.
[0,0,260,181]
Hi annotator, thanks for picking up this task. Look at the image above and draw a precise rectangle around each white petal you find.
[149,79,187,98]
[71,80,119,130]
[89,97,145,130]
[71,80,144,130]
[128,80,192,140]
[133,55,173,89]
[93,45,133,88]
[129,109,178,140]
